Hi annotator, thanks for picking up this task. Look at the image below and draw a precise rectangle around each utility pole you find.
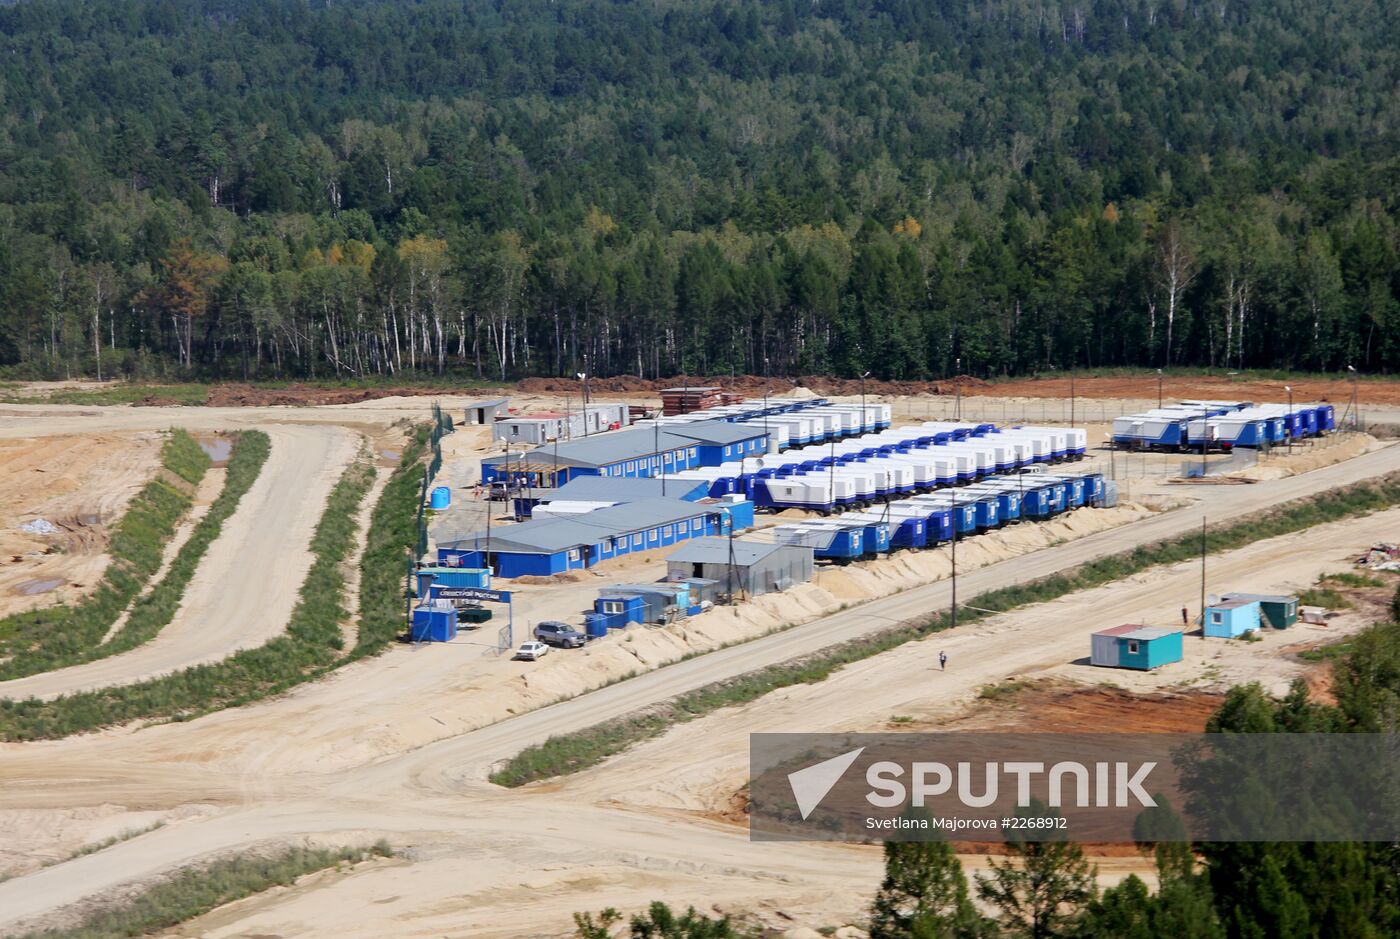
[1157,368,1163,409]
[1348,365,1359,431]
[578,363,590,437]
[827,432,836,515]
[860,370,871,435]
[949,485,958,631]
[1199,515,1207,633]
[1069,373,1075,427]
[1285,384,1293,456]
[954,356,962,422]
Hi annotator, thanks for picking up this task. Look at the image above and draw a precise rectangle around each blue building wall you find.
[1117,632,1183,669]
[1204,601,1262,638]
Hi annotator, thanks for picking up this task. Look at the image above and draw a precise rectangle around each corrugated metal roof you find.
[441,498,724,554]
[667,420,768,446]
[542,476,706,503]
[464,398,510,409]
[666,537,786,566]
[508,427,703,468]
[1208,598,1259,610]
[1221,592,1297,605]
[1094,624,1177,641]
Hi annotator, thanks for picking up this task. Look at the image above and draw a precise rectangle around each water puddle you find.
[380,449,401,463]
[196,435,233,466]
[15,578,64,595]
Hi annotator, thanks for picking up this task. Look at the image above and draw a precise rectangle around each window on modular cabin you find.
[567,549,580,562]
[1127,641,1140,655]
[1210,612,1223,624]
[689,447,697,459]
[602,600,623,614]
[632,534,643,547]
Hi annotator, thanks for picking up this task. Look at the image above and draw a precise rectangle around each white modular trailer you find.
[754,475,860,512]
[1011,425,1088,459]
[992,428,1057,463]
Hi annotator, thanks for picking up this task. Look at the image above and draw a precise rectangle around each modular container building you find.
[1091,625,1183,670]
[611,582,695,621]
[1220,593,1299,629]
[411,603,458,643]
[438,497,747,577]
[415,566,491,599]
[665,537,814,597]
[1204,598,1262,638]
[771,522,868,563]
[587,592,648,633]
[1112,413,1192,450]
[464,397,511,426]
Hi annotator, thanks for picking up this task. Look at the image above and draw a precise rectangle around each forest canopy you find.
[2,0,1399,380]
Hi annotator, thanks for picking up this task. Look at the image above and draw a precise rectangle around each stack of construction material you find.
[662,386,726,415]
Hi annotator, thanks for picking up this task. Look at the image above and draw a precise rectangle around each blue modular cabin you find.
[516,475,709,517]
[964,487,1021,524]
[437,497,744,578]
[913,497,978,536]
[1204,598,1262,638]
[414,566,491,598]
[589,592,648,631]
[772,523,867,563]
[410,605,458,643]
[1040,475,1087,508]
[1112,414,1191,449]
[837,515,896,554]
[1315,405,1335,433]
[1091,625,1183,670]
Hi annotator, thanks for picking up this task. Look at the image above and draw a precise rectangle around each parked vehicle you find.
[488,479,524,501]
[513,641,550,661]
[534,620,586,648]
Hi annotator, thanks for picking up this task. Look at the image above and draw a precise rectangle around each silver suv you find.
[533,621,586,648]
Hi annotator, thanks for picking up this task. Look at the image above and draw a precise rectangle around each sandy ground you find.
[0,432,163,617]
[0,391,1396,936]
[0,424,359,701]
[0,505,1382,939]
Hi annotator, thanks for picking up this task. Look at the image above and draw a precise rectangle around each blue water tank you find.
[429,486,451,509]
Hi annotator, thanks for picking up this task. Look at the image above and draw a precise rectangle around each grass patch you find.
[0,430,210,676]
[0,452,377,740]
[978,679,1032,700]
[1321,571,1384,588]
[355,424,430,653]
[491,471,1400,787]
[1298,640,1357,663]
[9,842,393,939]
[1298,586,1352,610]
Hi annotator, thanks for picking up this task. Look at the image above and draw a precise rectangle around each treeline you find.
[2,0,1400,381]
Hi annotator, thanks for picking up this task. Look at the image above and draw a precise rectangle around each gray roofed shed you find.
[665,536,812,598]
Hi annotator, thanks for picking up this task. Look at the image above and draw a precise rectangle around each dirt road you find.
[0,424,357,701]
[0,433,1398,934]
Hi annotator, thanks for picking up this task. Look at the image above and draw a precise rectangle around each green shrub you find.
[355,424,430,653]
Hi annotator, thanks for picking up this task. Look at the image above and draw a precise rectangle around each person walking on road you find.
[1182,606,1189,627]
[939,650,947,671]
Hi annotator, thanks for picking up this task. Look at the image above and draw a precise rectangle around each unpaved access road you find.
[0,435,1398,934]
[0,423,357,700]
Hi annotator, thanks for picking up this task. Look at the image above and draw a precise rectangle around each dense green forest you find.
[2,0,1399,381]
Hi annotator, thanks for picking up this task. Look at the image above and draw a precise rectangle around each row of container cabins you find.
[1112,400,1336,451]
[672,421,1104,564]
[635,398,894,450]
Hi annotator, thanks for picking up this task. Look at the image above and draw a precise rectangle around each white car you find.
[513,641,550,661]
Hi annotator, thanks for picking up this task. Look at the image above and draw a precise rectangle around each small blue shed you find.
[1091,625,1183,670]
[411,605,458,642]
[1204,598,1262,638]
[415,566,491,598]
